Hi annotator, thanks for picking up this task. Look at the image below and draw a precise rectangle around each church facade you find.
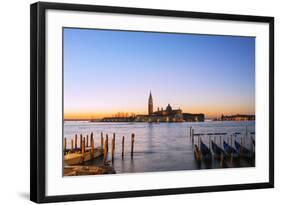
[134,92,204,122]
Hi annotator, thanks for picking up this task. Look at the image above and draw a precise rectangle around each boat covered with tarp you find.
[223,141,239,159]
[200,141,212,160]
[211,141,226,159]
[235,140,255,159]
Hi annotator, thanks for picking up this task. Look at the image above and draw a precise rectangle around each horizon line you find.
[64,112,255,120]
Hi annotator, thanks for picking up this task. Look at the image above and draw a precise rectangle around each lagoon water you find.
[64,121,255,174]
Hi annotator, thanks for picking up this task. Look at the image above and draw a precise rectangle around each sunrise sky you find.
[63,28,255,120]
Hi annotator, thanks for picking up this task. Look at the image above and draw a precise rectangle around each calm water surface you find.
[64,121,255,174]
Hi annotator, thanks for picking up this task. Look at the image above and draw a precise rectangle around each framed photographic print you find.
[30,2,274,203]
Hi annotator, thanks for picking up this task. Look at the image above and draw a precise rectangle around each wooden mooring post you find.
[190,126,192,139]
[192,129,194,138]
[131,133,135,157]
[91,135,94,158]
[80,134,83,149]
[111,133,116,162]
[82,137,85,158]
[71,139,73,151]
[90,132,93,144]
[74,134,77,150]
[101,132,104,148]
[105,134,109,154]
[209,136,211,149]
[191,129,194,147]
[86,135,89,147]
[90,133,93,146]
[103,136,108,164]
[122,136,125,159]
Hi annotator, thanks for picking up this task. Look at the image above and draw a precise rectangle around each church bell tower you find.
[148,91,153,115]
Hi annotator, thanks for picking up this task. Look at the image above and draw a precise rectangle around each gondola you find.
[194,144,202,161]
[211,141,226,159]
[200,141,212,160]
[223,141,239,159]
[234,140,254,159]
[251,136,255,146]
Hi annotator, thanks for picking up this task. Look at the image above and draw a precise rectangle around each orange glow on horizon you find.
[64,105,255,120]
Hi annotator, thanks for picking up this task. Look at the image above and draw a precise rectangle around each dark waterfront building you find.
[182,113,205,122]
[102,91,205,123]
[220,114,255,121]
[101,116,136,122]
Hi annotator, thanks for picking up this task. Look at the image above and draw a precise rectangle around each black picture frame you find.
[30,1,274,203]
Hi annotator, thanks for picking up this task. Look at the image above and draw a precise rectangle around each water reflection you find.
[64,121,255,174]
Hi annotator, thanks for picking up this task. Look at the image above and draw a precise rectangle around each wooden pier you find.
[64,132,136,166]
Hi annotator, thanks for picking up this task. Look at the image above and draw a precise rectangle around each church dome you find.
[166,104,172,112]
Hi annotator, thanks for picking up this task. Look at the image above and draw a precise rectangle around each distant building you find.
[182,113,205,122]
[134,91,204,122]
[101,116,136,122]
[220,114,255,121]
[153,104,182,116]
[101,91,205,123]
[148,91,153,115]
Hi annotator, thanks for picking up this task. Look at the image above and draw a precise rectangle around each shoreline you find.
[64,120,256,123]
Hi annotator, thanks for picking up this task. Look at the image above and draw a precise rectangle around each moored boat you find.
[251,136,255,146]
[194,144,202,161]
[64,147,104,165]
[200,141,212,160]
[211,141,226,159]
[235,140,254,159]
[223,141,239,159]
[64,153,84,165]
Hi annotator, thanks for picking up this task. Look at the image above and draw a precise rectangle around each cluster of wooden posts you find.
[188,126,255,166]
[64,132,135,164]
[189,126,251,149]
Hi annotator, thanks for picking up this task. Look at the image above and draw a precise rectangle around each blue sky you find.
[64,28,255,119]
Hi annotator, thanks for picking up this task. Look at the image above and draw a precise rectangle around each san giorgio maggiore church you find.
[101,91,204,123]
[134,92,204,122]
